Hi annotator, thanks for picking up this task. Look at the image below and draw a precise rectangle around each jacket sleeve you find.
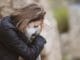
[0,28,46,60]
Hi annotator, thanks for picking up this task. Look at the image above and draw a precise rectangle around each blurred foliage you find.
[53,7,69,33]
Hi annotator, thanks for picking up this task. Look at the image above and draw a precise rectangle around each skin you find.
[27,19,44,32]
[24,19,44,42]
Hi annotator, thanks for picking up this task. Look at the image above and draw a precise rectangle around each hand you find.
[33,35,46,45]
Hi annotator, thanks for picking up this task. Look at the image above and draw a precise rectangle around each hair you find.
[10,3,46,32]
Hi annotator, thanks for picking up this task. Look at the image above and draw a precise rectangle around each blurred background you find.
[0,0,80,60]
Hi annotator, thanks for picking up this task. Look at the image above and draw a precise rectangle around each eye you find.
[34,25,38,28]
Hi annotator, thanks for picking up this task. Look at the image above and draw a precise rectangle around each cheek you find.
[37,26,42,34]
[26,28,34,34]
[25,28,35,39]
[40,24,43,32]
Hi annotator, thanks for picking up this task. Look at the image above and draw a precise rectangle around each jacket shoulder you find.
[0,16,16,30]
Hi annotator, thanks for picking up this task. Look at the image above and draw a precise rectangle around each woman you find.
[0,3,46,60]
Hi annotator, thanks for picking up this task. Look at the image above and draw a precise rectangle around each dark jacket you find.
[0,16,46,60]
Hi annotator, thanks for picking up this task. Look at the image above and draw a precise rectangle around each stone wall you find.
[61,4,80,60]
[68,5,80,59]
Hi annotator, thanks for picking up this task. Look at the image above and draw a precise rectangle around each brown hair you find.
[10,3,46,32]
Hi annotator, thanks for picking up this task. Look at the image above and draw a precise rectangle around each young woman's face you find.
[24,19,43,41]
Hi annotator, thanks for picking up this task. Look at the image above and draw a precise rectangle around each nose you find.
[32,33,37,37]
[32,31,37,36]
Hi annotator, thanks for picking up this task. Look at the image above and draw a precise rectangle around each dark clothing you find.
[0,16,46,60]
